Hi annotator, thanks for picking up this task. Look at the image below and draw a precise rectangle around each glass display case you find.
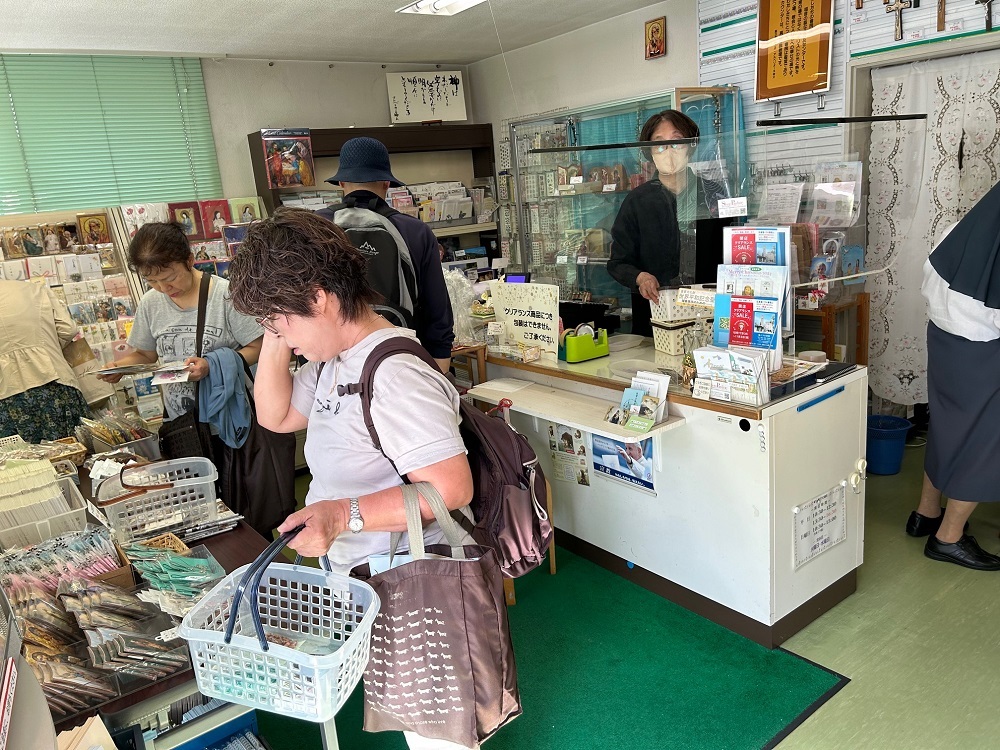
[507,86,747,332]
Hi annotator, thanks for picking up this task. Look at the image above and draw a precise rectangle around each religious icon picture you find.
[228,197,262,223]
[2,228,26,259]
[76,212,112,245]
[21,227,45,256]
[199,199,232,240]
[167,202,204,241]
[260,129,316,188]
[645,17,666,60]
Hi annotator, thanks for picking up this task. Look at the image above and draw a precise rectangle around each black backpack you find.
[338,336,553,578]
[316,197,418,328]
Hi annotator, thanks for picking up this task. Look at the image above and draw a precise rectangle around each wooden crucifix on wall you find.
[884,0,916,41]
[856,0,864,8]
[937,0,946,31]
[976,0,994,32]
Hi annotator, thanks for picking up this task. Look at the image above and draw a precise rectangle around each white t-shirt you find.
[128,276,263,419]
[290,328,466,573]
[922,222,1000,342]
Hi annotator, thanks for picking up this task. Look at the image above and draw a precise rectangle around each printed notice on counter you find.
[491,281,559,360]
[548,423,591,486]
[591,434,655,494]
[793,484,847,569]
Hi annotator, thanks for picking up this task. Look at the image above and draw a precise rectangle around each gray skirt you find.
[925,321,1000,503]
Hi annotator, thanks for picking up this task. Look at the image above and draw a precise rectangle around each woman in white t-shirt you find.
[228,208,476,750]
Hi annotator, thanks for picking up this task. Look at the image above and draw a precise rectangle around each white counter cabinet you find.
[474,349,867,647]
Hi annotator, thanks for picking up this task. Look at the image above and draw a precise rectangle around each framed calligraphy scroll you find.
[755,0,835,102]
[387,71,468,123]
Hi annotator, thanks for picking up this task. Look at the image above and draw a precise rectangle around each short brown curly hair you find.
[227,207,378,322]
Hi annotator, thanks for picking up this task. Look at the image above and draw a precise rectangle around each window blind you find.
[0,55,222,215]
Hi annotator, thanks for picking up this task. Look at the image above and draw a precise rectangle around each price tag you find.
[692,379,712,401]
[570,175,584,184]
[602,184,617,192]
[717,197,749,218]
[157,627,180,642]
[487,322,505,336]
[850,12,867,24]
[906,28,924,41]
[556,255,569,265]
[947,20,963,32]
[576,255,589,265]
[454,249,466,258]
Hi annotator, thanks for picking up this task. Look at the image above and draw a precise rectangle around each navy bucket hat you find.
[326,137,404,187]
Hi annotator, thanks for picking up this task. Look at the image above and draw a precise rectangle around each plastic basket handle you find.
[224,525,305,651]
[118,463,173,492]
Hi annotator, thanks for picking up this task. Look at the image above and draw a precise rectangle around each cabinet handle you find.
[796,385,845,413]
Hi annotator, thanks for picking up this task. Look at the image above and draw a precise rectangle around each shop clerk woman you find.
[607,109,728,337]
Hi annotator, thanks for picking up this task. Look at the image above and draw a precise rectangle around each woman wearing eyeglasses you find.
[97,222,263,422]
[608,109,730,337]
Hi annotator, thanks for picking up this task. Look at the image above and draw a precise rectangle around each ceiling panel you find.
[0,0,664,64]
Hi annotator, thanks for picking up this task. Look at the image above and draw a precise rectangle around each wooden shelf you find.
[432,221,497,238]
[248,124,496,215]
[468,382,686,443]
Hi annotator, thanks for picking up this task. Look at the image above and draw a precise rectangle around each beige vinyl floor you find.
[778,442,1000,749]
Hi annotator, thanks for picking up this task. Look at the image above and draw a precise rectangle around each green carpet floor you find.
[257,549,845,750]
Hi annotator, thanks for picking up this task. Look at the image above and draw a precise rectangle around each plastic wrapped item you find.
[443,268,482,347]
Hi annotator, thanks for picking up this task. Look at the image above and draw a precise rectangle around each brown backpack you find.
[337,336,553,578]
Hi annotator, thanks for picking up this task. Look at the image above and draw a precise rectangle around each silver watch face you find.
[348,511,364,533]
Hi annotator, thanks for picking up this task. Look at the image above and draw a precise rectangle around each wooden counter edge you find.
[485,354,763,420]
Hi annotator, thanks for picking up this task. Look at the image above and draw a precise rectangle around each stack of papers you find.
[692,346,769,406]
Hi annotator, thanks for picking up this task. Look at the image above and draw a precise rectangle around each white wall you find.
[201,59,468,197]
[467,1,698,135]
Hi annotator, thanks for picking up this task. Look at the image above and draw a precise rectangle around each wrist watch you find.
[347,497,364,533]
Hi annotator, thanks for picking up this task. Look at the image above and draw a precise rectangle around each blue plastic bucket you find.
[867,415,912,475]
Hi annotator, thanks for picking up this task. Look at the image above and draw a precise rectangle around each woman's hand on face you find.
[277,500,350,558]
[184,356,210,382]
[637,272,661,303]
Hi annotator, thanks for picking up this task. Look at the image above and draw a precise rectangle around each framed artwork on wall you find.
[645,17,666,60]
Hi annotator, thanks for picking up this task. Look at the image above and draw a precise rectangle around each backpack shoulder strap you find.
[341,337,441,455]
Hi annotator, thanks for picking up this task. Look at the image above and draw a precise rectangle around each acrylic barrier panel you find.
[749,117,928,301]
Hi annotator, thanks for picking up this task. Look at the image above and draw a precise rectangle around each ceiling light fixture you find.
[396,0,487,16]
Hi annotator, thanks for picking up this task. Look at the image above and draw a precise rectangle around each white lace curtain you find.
[867,49,1000,405]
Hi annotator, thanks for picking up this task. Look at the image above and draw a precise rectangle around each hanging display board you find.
[591,435,656,494]
[387,71,468,123]
[755,0,835,101]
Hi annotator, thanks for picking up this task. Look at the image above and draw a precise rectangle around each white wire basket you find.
[97,458,219,543]
[178,557,379,723]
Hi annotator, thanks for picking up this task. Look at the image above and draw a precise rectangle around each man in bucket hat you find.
[318,137,454,372]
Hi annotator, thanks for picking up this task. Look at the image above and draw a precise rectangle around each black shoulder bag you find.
[218,355,297,538]
[157,271,214,460]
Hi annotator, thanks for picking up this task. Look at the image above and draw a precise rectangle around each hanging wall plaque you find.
[387,71,468,123]
[755,0,835,102]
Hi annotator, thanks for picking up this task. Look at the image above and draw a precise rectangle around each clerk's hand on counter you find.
[278,500,349,557]
[637,272,661,304]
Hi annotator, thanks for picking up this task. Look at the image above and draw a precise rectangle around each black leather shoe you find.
[906,511,942,537]
[905,511,969,537]
[924,535,1000,571]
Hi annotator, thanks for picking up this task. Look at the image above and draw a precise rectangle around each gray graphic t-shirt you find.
[127,276,263,420]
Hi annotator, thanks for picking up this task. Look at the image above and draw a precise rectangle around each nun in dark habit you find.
[905,179,1000,570]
